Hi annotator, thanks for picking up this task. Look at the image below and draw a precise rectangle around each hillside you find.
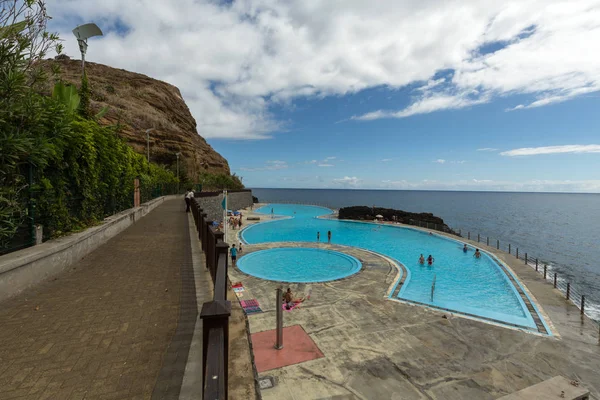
[41,57,230,178]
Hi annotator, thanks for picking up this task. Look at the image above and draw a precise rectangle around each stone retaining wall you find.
[194,190,253,222]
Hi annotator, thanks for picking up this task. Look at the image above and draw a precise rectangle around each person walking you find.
[184,188,194,212]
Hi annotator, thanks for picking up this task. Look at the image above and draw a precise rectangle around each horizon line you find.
[248,187,600,194]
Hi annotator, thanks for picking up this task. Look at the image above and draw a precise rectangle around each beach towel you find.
[244,306,263,315]
[282,302,301,312]
[240,299,259,308]
[233,287,245,293]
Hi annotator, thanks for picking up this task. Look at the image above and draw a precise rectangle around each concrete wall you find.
[194,190,253,222]
[0,195,176,302]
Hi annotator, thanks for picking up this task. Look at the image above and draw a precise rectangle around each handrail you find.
[190,198,232,399]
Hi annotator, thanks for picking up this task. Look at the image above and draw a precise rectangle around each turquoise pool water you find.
[237,248,361,283]
[242,204,543,330]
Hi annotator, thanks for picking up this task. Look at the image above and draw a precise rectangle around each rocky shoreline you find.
[338,206,458,235]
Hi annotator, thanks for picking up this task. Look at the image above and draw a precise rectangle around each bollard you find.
[544,265,547,279]
[468,232,470,240]
[508,244,511,254]
[566,283,570,300]
[497,239,499,249]
[525,253,528,264]
[275,288,284,349]
[581,295,585,315]
[477,233,480,242]
[487,237,489,246]
[553,273,557,288]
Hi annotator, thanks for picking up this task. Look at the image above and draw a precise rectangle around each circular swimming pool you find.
[237,248,362,283]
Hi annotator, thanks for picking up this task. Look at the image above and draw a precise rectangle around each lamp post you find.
[176,152,181,194]
[145,128,154,163]
[72,23,103,76]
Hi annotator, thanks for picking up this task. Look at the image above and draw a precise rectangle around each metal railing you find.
[190,197,231,399]
[456,228,600,338]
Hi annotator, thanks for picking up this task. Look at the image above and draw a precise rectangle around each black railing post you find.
[477,234,480,243]
[543,265,547,279]
[200,300,231,399]
[516,248,519,259]
[497,239,499,250]
[553,273,557,288]
[508,244,511,254]
[486,237,489,246]
[525,253,528,264]
[535,258,538,271]
[581,295,585,315]
[566,283,570,300]
[468,232,470,240]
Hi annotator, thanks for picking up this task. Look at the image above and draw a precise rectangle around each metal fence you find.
[454,228,600,334]
[0,182,180,256]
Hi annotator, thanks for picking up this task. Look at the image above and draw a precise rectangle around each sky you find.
[46,0,600,192]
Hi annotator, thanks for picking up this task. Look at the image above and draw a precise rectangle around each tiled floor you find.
[251,325,324,373]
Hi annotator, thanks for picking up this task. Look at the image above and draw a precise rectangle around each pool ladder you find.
[430,274,436,302]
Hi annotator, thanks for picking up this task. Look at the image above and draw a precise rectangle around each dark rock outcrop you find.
[338,206,458,235]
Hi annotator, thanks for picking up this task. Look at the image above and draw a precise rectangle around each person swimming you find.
[418,254,425,264]
[427,255,434,265]
[474,249,481,259]
[463,244,468,253]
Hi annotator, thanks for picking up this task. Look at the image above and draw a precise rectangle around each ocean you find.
[251,188,600,320]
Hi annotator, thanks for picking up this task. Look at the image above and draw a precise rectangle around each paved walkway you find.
[0,199,194,400]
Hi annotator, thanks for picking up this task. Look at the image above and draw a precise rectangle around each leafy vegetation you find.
[0,0,178,248]
[198,172,244,191]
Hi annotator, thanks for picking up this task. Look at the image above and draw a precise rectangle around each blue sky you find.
[47,0,600,192]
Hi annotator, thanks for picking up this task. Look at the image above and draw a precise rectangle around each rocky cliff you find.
[41,58,230,177]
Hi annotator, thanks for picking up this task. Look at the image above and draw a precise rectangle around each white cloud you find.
[477,148,498,152]
[48,0,600,137]
[350,1,600,121]
[375,178,600,192]
[318,164,334,167]
[381,158,393,162]
[325,156,336,160]
[239,160,288,171]
[500,144,600,156]
[333,176,361,187]
[434,159,446,164]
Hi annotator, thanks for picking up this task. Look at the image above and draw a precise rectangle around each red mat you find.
[251,325,324,372]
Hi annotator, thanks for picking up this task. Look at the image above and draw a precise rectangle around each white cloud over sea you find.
[48,0,600,139]
[501,144,600,156]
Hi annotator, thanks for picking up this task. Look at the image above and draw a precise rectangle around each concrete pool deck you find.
[226,205,600,400]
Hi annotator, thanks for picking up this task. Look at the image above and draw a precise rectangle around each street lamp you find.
[176,152,181,194]
[145,128,154,163]
[72,23,103,75]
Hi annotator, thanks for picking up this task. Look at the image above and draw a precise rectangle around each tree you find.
[0,0,64,246]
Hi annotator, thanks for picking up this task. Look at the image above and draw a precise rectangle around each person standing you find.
[184,188,194,212]
[327,230,331,243]
[230,244,238,266]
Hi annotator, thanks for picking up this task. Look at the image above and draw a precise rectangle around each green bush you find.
[0,1,177,246]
